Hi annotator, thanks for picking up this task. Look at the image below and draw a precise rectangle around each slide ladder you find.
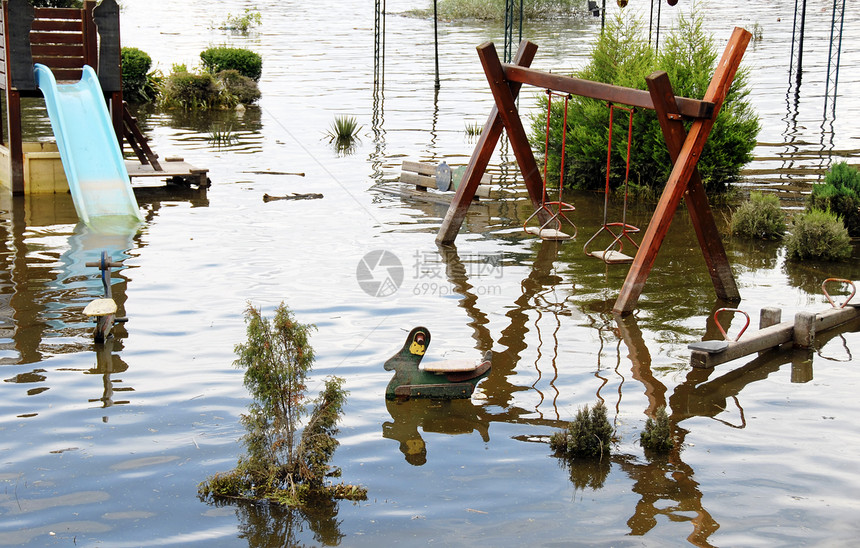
[34,64,143,227]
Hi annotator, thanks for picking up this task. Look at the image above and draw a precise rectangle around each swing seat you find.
[588,249,633,264]
[525,227,572,240]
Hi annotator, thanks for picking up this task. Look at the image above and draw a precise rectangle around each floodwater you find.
[2,0,860,546]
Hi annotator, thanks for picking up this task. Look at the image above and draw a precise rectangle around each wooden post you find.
[760,307,782,329]
[477,42,546,211]
[645,70,740,303]
[436,41,537,245]
[7,89,23,194]
[613,27,751,315]
[793,311,816,348]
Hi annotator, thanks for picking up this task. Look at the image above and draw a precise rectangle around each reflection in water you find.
[86,338,131,411]
[226,496,344,547]
[383,398,490,466]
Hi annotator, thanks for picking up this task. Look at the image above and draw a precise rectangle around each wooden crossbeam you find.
[613,27,751,315]
[503,65,715,119]
[436,40,538,245]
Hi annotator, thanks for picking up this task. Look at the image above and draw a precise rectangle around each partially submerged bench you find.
[399,161,502,201]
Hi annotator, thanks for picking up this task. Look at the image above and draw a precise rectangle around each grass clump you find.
[201,47,263,82]
[531,6,759,194]
[433,0,587,20]
[325,115,362,154]
[217,8,262,33]
[808,162,860,237]
[198,303,366,507]
[550,401,612,459]
[640,406,674,453]
[731,192,787,240]
[785,209,852,262]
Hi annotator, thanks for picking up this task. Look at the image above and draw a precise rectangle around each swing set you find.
[436,29,751,315]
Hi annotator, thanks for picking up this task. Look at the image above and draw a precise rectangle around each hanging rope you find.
[583,103,640,264]
[523,90,577,241]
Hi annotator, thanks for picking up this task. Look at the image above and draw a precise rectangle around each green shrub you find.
[216,69,261,105]
[159,69,219,110]
[530,8,759,194]
[201,47,262,81]
[325,115,362,155]
[640,406,673,453]
[731,192,786,240]
[121,47,160,103]
[785,209,853,262]
[550,401,612,459]
[808,162,860,237]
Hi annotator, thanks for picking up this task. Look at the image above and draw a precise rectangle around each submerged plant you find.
[325,115,362,154]
[731,192,786,240]
[785,209,852,262]
[217,8,262,34]
[198,303,366,506]
[640,406,674,453]
[464,121,483,137]
[208,124,237,147]
[550,401,613,459]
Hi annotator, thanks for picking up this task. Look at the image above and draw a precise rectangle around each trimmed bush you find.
[550,401,612,459]
[121,47,158,103]
[201,47,262,82]
[785,209,852,262]
[731,192,786,240]
[530,9,759,194]
[808,162,860,237]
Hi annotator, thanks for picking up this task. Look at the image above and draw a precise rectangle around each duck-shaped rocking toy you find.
[384,327,492,400]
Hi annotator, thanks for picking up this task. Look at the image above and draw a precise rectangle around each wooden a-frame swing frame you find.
[436,28,751,315]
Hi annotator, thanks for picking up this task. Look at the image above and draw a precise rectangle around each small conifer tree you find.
[640,406,674,453]
[199,303,365,505]
[550,401,613,459]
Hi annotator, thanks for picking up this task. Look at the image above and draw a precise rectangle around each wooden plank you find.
[690,305,860,368]
[691,321,793,368]
[645,70,740,301]
[420,359,483,373]
[504,65,715,120]
[30,31,83,45]
[30,55,85,68]
[43,67,83,81]
[31,20,81,32]
[400,173,493,198]
[33,8,81,19]
[402,160,493,185]
[436,40,538,245]
[31,43,84,57]
[613,27,751,315]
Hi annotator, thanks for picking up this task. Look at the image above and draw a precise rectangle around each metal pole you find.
[434,0,440,89]
[796,0,807,86]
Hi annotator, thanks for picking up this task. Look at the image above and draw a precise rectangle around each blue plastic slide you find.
[34,64,144,226]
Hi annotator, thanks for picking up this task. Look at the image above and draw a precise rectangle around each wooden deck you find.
[125,157,209,188]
